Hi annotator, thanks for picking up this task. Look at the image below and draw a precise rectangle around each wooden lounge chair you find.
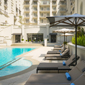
[45,49,69,60]
[36,54,80,73]
[25,61,85,85]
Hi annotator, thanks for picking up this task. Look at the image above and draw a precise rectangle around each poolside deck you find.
[0,46,62,85]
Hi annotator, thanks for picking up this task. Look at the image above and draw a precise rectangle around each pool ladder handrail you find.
[0,57,22,70]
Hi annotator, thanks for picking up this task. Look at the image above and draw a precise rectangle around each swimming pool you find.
[0,48,35,77]
[0,48,34,66]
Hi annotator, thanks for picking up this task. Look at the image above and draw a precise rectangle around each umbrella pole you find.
[64,32,65,50]
[75,18,77,65]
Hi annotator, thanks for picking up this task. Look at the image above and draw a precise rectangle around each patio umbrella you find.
[53,28,75,50]
[47,13,85,65]
[60,33,74,42]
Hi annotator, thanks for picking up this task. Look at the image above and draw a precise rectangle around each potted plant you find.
[21,39,24,43]
[26,40,28,43]
[47,39,49,42]
[29,39,32,43]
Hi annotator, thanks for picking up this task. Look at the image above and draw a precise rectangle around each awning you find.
[12,33,22,35]
[49,33,57,35]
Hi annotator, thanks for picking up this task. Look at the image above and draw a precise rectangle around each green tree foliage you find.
[72,27,85,46]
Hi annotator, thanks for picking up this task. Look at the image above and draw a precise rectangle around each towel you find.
[65,72,71,80]
[63,61,66,66]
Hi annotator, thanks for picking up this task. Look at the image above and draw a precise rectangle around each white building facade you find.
[0,0,84,46]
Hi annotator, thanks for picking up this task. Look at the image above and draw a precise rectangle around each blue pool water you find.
[0,48,34,77]
[0,48,34,66]
[0,59,32,77]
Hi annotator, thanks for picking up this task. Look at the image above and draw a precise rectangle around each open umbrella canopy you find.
[53,28,75,50]
[60,33,74,36]
[53,28,75,33]
[46,13,85,65]
[47,13,85,27]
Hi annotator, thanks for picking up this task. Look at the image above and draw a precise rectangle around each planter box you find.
[68,42,85,61]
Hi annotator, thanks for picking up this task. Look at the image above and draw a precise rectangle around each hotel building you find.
[0,0,85,46]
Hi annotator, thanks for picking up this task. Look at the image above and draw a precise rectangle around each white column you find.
[50,0,52,16]
[83,0,85,15]
[21,25,25,42]
[29,0,32,23]
[75,0,78,13]
[67,0,71,15]
[37,0,40,25]
[44,38,47,47]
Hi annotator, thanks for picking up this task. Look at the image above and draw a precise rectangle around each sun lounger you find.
[36,54,80,73]
[47,48,64,54]
[54,44,63,48]
[25,61,85,85]
[45,49,69,59]
[25,72,85,85]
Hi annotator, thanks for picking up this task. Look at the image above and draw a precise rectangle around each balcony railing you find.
[24,16,29,19]
[0,8,3,14]
[40,15,50,17]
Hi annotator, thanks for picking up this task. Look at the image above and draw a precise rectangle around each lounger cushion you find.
[70,83,75,85]
[65,72,71,80]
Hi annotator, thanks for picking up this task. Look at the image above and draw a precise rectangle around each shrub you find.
[72,36,75,44]
[72,35,85,46]
[26,40,28,42]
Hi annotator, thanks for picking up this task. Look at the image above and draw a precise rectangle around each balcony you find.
[33,3,37,6]
[24,16,29,19]
[40,2,50,7]
[4,4,7,9]
[52,3,57,6]
[33,16,37,19]
[59,3,66,7]
[24,3,30,7]
[52,8,57,12]
[40,9,50,13]
[59,8,67,13]
[70,0,75,3]
[33,10,37,13]
[40,15,49,19]
[24,9,29,13]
